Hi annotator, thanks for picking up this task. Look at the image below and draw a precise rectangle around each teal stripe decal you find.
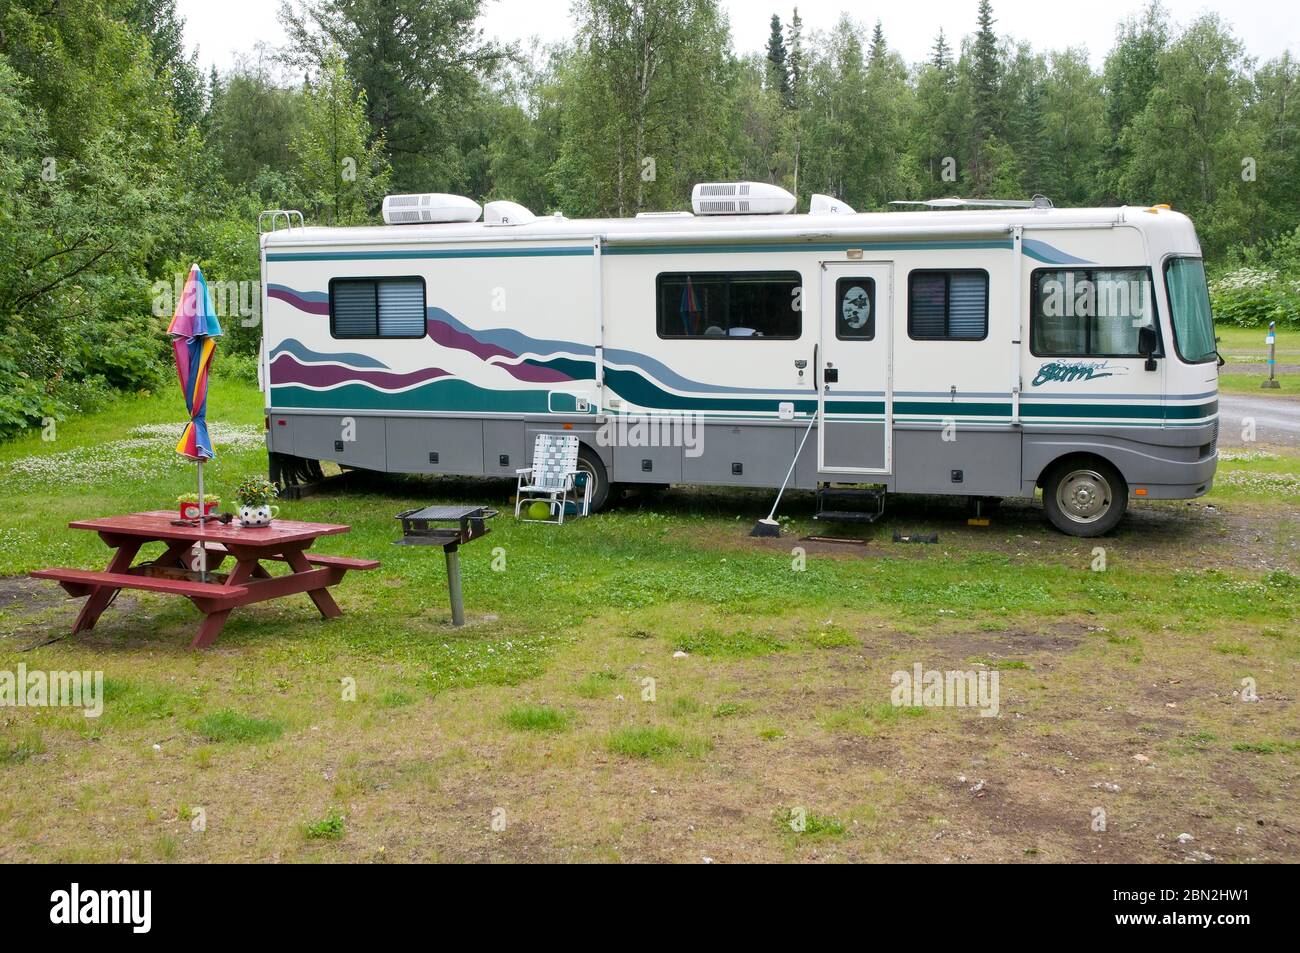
[269,238,1013,262]
[273,366,1216,422]
[604,239,1013,256]
[895,400,1010,417]
[1022,401,1215,420]
[267,247,594,262]
[894,400,1215,420]
[271,381,552,413]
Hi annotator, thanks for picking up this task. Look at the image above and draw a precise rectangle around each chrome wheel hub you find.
[1056,469,1110,523]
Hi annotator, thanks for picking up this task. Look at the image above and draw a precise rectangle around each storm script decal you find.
[1031,360,1128,387]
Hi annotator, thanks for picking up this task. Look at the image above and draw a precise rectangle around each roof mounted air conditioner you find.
[691,181,795,215]
[810,193,856,215]
[382,193,482,224]
[484,200,536,226]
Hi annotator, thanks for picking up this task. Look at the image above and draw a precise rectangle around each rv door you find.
[818,262,892,475]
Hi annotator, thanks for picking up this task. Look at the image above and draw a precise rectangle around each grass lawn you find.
[0,374,1296,862]
[1216,324,1298,396]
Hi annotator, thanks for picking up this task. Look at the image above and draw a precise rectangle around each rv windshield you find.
[1163,257,1217,363]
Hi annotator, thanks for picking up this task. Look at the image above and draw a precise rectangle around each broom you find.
[751,408,818,538]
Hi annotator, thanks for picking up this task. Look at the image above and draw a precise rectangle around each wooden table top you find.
[68,511,351,547]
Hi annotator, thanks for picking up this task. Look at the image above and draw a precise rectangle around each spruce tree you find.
[766,14,790,102]
[786,7,804,109]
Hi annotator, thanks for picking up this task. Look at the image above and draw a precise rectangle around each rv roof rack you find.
[889,194,1053,210]
[258,209,304,235]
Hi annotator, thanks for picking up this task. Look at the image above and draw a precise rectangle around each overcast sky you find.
[179,0,1297,76]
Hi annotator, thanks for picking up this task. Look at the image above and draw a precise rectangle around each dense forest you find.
[1,0,1298,439]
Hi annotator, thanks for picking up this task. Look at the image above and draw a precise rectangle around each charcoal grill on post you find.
[394,505,497,626]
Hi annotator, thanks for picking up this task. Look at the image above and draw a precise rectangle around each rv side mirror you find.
[1138,326,1158,371]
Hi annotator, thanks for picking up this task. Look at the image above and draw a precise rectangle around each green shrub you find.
[1209,267,1299,328]
[213,351,259,384]
[1213,226,1300,328]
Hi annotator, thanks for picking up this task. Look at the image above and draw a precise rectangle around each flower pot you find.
[179,500,219,520]
[236,503,279,527]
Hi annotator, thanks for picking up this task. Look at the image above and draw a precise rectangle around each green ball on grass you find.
[526,501,552,520]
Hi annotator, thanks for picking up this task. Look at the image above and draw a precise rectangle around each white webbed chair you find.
[515,433,591,524]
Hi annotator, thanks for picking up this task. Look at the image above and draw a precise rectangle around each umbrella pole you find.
[196,459,207,581]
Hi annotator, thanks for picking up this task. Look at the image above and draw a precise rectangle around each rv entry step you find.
[814,486,886,524]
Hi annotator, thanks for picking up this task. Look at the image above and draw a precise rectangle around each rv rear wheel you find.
[576,446,610,512]
[1043,458,1127,537]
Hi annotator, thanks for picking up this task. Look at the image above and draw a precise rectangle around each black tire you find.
[1042,457,1127,537]
[269,452,324,489]
[576,445,611,512]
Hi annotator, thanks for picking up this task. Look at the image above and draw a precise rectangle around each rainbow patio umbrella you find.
[168,264,223,573]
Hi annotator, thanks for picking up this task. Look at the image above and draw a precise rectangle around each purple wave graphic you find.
[426,307,595,359]
[426,317,513,361]
[486,358,575,383]
[426,317,575,382]
[268,285,329,315]
[267,285,578,383]
[270,353,450,390]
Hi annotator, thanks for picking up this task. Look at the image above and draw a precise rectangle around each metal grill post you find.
[393,504,496,628]
[444,543,465,626]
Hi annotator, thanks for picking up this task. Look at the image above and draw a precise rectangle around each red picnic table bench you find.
[29,511,379,649]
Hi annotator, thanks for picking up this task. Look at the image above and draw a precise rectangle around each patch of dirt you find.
[0,576,62,615]
[0,575,150,651]
[732,494,1298,573]
[924,626,1085,661]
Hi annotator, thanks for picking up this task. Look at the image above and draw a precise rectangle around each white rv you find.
[257,185,1220,536]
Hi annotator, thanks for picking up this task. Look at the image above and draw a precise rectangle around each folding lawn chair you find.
[515,433,590,524]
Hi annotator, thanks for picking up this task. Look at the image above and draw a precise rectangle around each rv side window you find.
[907,270,988,340]
[1030,268,1159,358]
[656,271,802,339]
[329,277,426,339]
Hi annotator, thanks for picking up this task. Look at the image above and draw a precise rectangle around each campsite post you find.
[1262,321,1279,389]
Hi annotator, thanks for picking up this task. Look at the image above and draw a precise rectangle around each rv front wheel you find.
[577,446,610,512]
[1043,458,1127,537]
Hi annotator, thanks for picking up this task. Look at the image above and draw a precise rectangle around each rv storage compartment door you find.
[295,413,388,471]
[386,418,484,474]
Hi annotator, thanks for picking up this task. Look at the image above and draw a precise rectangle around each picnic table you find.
[30,511,378,649]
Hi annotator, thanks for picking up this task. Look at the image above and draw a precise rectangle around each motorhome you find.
[256,184,1220,537]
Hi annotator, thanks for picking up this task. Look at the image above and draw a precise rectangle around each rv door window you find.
[329,277,426,339]
[835,278,876,340]
[1030,268,1159,358]
[656,271,802,339]
[907,270,988,340]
